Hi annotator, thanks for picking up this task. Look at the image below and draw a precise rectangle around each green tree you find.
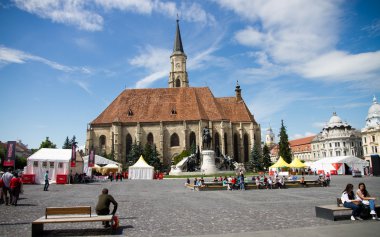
[15,156,27,169]
[250,144,262,172]
[144,144,161,170]
[0,145,5,169]
[62,136,71,149]
[262,144,272,170]
[127,141,143,166]
[278,120,292,163]
[39,137,57,149]
[70,135,76,147]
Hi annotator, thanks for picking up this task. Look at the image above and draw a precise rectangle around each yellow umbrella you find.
[269,156,290,168]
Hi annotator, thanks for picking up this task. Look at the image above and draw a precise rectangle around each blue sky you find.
[1,0,380,149]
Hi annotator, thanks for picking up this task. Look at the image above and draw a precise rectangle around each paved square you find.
[1,175,379,236]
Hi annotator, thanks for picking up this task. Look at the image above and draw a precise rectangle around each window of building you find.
[343,142,346,147]
[175,77,181,87]
[365,147,368,154]
[33,161,38,167]
[58,162,63,168]
[336,151,341,156]
[375,146,378,153]
[351,142,354,147]
[344,151,347,156]
[323,144,325,148]
[372,135,376,142]
[99,135,106,149]
[49,162,54,168]
[364,137,367,144]
[42,161,47,168]
[147,133,154,145]
[170,133,179,147]
[329,143,332,148]
[330,151,333,156]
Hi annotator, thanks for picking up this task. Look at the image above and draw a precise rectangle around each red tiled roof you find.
[289,136,316,147]
[91,87,257,124]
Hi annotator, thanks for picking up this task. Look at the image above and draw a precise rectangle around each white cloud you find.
[218,0,380,88]
[129,46,170,72]
[13,0,103,31]
[290,132,315,140]
[74,80,92,94]
[12,0,215,31]
[297,50,380,81]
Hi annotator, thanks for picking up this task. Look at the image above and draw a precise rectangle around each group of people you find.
[341,182,380,220]
[0,168,23,206]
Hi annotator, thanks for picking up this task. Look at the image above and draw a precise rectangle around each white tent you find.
[310,156,369,175]
[128,155,154,180]
[25,148,83,184]
[82,155,121,176]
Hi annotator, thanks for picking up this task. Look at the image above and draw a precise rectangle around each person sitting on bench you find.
[356,183,380,220]
[341,183,363,221]
[299,176,307,187]
[96,188,118,228]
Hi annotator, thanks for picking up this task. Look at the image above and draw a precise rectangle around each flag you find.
[3,141,16,167]
[88,149,95,167]
[71,144,76,167]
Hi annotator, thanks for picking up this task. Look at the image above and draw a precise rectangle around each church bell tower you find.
[169,19,189,88]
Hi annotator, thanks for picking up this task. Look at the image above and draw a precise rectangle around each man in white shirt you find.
[2,168,13,205]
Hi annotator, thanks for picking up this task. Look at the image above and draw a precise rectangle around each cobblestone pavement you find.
[0,175,379,237]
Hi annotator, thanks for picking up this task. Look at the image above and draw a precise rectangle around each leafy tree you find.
[62,136,71,149]
[70,136,76,147]
[262,144,272,170]
[278,120,292,163]
[15,156,27,169]
[39,137,57,149]
[126,141,143,166]
[0,145,5,169]
[250,144,262,172]
[144,144,161,170]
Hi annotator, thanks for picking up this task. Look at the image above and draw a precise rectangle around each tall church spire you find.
[173,19,184,53]
[169,19,188,88]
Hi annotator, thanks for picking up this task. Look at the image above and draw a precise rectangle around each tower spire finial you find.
[173,18,184,53]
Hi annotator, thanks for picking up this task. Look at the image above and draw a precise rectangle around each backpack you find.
[360,204,371,220]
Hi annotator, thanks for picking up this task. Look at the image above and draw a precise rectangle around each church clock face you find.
[175,62,180,69]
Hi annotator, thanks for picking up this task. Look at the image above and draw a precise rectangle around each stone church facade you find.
[86,20,261,167]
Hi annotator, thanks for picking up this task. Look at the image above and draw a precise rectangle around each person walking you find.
[10,173,22,206]
[43,171,50,191]
[95,188,118,228]
[2,168,13,205]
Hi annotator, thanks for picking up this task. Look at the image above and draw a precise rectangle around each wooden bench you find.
[316,198,380,221]
[32,206,113,237]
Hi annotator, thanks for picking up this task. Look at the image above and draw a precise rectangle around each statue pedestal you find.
[201,150,217,175]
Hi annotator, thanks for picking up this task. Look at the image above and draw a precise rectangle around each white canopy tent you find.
[25,148,83,184]
[310,156,369,175]
[82,155,121,176]
[128,156,154,180]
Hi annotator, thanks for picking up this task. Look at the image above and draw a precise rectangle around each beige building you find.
[311,112,362,159]
[86,20,261,167]
[362,96,380,167]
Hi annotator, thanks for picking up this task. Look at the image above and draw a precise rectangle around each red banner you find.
[70,144,76,167]
[3,141,16,167]
[88,149,95,167]
[332,163,342,170]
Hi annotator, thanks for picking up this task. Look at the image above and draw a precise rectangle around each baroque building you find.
[289,136,316,162]
[361,96,380,167]
[86,20,261,167]
[311,112,362,160]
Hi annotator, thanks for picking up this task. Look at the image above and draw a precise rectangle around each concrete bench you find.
[32,206,113,236]
[315,198,380,221]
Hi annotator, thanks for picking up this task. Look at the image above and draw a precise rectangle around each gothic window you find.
[126,134,132,162]
[224,133,228,155]
[243,134,249,162]
[99,135,106,149]
[170,133,180,147]
[189,132,196,148]
[233,133,239,162]
[175,76,181,87]
[214,133,220,156]
[147,133,154,145]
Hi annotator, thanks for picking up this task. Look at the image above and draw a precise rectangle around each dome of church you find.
[368,96,380,119]
[328,112,343,127]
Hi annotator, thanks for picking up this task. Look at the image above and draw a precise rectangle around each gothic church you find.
[86,20,261,167]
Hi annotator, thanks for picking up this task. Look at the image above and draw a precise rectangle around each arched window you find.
[233,133,239,162]
[170,133,179,147]
[243,134,249,162]
[175,76,181,87]
[189,132,196,148]
[147,133,154,145]
[126,134,132,161]
[224,132,228,155]
[214,132,220,156]
[99,135,106,149]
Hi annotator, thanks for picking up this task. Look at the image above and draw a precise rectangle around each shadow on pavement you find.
[42,225,134,236]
